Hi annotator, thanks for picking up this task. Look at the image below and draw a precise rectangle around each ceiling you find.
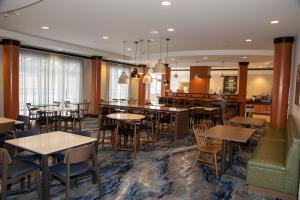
[0,0,300,66]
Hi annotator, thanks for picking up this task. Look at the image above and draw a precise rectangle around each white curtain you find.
[19,49,83,114]
[106,63,130,100]
[150,74,162,103]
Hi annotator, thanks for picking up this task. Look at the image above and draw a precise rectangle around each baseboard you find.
[248,185,296,200]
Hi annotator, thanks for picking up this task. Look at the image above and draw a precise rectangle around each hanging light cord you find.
[139,40,143,64]
[134,41,138,65]
[166,38,170,64]
[159,38,162,60]
[147,40,150,67]
[123,41,126,70]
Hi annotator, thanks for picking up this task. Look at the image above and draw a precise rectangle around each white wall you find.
[170,70,190,92]
[289,35,300,131]
[247,73,273,98]
[0,46,3,117]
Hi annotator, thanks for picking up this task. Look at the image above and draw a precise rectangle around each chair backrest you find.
[0,121,15,134]
[64,143,94,164]
[14,128,40,138]
[72,130,91,137]
[64,101,71,107]
[204,120,214,128]
[53,101,61,107]
[192,123,208,148]
[0,148,12,165]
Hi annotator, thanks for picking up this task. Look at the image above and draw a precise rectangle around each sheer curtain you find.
[106,63,130,100]
[19,49,83,114]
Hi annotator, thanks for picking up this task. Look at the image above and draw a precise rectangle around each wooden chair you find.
[26,103,39,128]
[225,102,239,116]
[35,110,54,132]
[98,106,115,149]
[192,122,222,176]
[0,148,42,200]
[0,121,15,147]
[138,111,155,144]
[80,100,90,116]
[48,143,100,200]
[63,110,82,131]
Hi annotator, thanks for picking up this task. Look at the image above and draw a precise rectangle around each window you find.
[149,74,161,103]
[19,49,83,114]
[106,63,130,100]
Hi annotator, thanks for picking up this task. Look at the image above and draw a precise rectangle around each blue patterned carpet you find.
[7,118,277,200]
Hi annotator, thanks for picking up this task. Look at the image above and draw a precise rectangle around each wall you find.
[209,70,273,98]
[0,46,3,117]
[189,66,210,93]
[246,73,273,98]
[170,70,190,92]
[289,35,300,131]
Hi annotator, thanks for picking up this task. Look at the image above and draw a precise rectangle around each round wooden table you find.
[106,113,145,156]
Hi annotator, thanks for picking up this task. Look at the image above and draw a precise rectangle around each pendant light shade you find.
[119,72,129,84]
[154,59,166,74]
[154,38,166,74]
[220,61,225,79]
[164,79,170,85]
[118,41,129,84]
[174,73,178,78]
[131,67,139,79]
[143,73,152,83]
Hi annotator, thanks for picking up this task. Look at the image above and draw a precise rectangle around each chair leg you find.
[66,178,70,200]
[96,171,102,195]
[27,175,32,188]
[214,154,218,177]
[192,151,201,170]
[35,171,42,200]
[1,177,7,200]
[102,130,105,148]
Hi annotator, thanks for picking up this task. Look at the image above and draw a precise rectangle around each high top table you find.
[5,131,96,200]
[107,113,145,157]
[100,102,190,140]
[200,125,255,175]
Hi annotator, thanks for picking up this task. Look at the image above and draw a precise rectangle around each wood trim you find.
[274,36,295,44]
[248,185,296,200]
[91,57,102,115]
[271,41,294,128]
[3,43,20,119]
[238,62,249,116]
[138,67,146,105]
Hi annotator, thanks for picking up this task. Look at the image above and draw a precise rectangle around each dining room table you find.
[200,125,256,175]
[0,117,25,130]
[106,113,145,157]
[229,116,266,128]
[5,131,96,200]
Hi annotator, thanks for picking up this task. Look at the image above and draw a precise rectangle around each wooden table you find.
[107,113,145,156]
[5,131,96,200]
[200,125,255,175]
[229,116,266,127]
[0,117,25,130]
[100,102,190,140]
[190,106,218,112]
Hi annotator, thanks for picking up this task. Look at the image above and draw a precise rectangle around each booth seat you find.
[246,115,300,198]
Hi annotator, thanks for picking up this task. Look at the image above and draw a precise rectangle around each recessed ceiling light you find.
[270,20,279,24]
[242,56,248,59]
[171,58,175,61]
[127,48,132,51]
[203,57,208,60]
[161,1,171,6]
[57,48,63,51]
[167,28,175,32]
[245,39,252,42]
[41,26,49,30]
[102,36,109,39]
[150,30,159,34]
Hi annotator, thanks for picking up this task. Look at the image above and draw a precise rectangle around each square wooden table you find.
[0,117,25,130]
[201,125,255,175]
[5,131,96,200]
[229,116,265,127]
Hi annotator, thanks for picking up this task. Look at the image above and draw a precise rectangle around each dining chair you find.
[0,121,15,147]
[13,129,41,161]
[138,111,155,144]
[63,110,82,131]
[192,122,222,176]
[0,148,42,200]
[26,103,39,128]
[48,143,100,200]
[53,101,61,107]
[98,106,115,149]
[81,100,90,116]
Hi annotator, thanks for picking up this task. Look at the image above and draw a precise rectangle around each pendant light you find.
[118,41,129,84]
[173,62,178,78]
[220,61,225,79]
[143,40,153,83]
[131,41,139,79]
[163,38,170,85]
[137,40,145,75]
[154,38,166,74]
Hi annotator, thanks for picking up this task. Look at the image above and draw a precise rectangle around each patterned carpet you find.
[7,117,277,200]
